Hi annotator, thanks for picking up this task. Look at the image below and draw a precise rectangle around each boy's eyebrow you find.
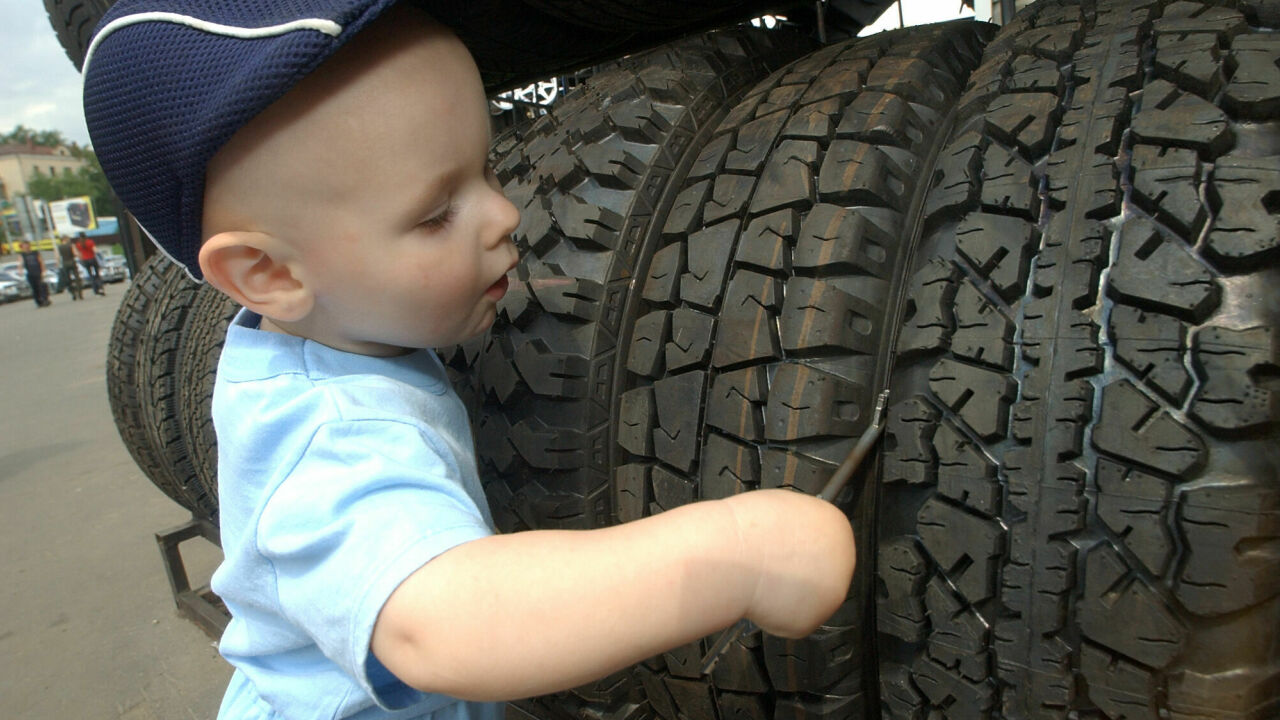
[404,172,455,222]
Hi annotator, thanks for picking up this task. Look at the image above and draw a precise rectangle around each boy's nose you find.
[488,189,521,247]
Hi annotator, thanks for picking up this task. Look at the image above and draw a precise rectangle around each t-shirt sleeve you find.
[256,418,493,709]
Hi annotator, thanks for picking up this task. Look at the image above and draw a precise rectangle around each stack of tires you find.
[80,0,1278,717]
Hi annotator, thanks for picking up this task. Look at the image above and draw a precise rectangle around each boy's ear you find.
[198,231,313,322]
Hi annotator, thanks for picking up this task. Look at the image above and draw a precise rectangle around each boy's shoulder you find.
[216,313,454,429]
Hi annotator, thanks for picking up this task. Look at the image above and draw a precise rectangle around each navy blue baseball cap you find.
[83,0,402,280]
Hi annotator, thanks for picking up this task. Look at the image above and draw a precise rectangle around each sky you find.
[0,0,93,146]
[0,0,973,152]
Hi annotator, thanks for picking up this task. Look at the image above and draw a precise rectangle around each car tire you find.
[106,255,215,517]
[874,1,1280,717]
[600,20,991,719]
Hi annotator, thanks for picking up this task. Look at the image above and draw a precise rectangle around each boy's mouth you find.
[485,274,510,300]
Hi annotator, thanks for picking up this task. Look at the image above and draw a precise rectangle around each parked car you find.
[0,276,25,303]
[98,252,130,283]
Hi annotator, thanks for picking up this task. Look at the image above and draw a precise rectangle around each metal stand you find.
[156,516,229,639]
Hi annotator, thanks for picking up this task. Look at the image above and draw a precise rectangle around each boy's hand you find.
[372,488,855,701]
[724,489,856,639]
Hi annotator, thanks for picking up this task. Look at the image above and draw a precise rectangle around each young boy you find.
[83,2,856,718]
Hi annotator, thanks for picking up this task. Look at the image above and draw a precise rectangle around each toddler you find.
[83,2,856,718]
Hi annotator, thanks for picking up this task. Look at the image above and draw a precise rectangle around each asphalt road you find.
[0,282,232,719]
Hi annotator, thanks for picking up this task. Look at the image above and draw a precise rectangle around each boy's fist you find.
[722,489,857,638]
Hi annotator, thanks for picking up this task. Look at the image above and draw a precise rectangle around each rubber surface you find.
[874,2,1280,717]
[106,255,215,517]
[611,20,992,720]
[175,284,240,524]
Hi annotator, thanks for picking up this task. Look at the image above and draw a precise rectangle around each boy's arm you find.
[371,488,855,702]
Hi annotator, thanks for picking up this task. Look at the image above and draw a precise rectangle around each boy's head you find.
[19,241,31,252]
[84,1,519,355]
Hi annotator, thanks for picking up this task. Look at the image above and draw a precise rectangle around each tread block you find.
[1096,458,1174,576]
[1190,325,1279,432]
[763,626,859,694]
[1093,379,1206,477]
[724,109,789,173]
[550,193,623,250]
[650,464,696,512]
[1109,305,1192,406]
[917,497,1002,602]
[1177,483,1280,615]
[923,131,982,223]
[922,577,991,682]
[474,411,516,475]
[792,204,895,278]
[1079,543,1186,669]
[882,396,941,487]
[1154,3,1247,39]
[911,653,995,717]
[748,139,820,215]
[614,463,650,523]
[782,102,835,141]
[1131,145,1207,240]
[514,339,590,397]
[705,366,768,442]
[618,387,656,456]
[626,310,671,379]
[680,222,737,309]
[927,358,1016,442]
[1205,156,1280,268]
[579,144,645,190]
[934,420,1000,515]
[865,56,944,105]
[760,447,837,497]
[652,371,706,473]
[1154,33,1224,97]
[662,179,711,238]
[1108,218,1221,323]
[699,433,759,499]
[982,92,1060,158]
[817,140,914,208]
[510,417,586,470]
[780,277,879,355]
[478,336,521,404]
[877,537,930,643]
[642,242,684,305]
[711,270,783,370]
[1080,646,1159,720]
[1131,79,1230,155]
[896,258,961,357]
[530,276,606,321]
[704,173,755,224]
[664,307,715,373]
[1224,34,1280,119]
[799,57,871,104]
[735,209,796,274]
[950,282,1015,371]
[764,363,865,441]
[980,143,1039,217]
[835,90,923,148]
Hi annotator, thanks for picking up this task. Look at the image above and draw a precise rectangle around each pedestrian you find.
[18,240,51,308]
[84,3,855,720]
[56,235,84,300]
[74,232,105,295]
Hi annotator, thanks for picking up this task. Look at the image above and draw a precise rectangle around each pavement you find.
[0,282,232,719]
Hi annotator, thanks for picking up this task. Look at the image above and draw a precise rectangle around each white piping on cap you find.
[82,11,344,75]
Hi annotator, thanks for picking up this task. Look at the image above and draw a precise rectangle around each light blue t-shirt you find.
[210,309,501,720]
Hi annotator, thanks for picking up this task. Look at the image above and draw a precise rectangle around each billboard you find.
[48,196,97,236]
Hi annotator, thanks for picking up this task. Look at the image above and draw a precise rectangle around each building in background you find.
[0,140,87,202]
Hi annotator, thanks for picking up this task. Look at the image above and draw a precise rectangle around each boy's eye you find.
[420,205,455,231]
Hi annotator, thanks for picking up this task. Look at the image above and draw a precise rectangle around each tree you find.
[26,151,118,224]
[1,125,69,148]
